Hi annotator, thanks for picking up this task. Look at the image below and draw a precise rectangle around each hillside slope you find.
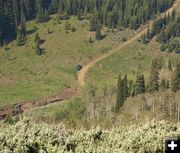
[78,0,179,87]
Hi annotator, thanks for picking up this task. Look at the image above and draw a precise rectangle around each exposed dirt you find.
[0,88,78,120]
[0,0,178,121]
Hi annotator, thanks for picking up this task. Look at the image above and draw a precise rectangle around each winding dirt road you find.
[78,0,178,87]
[0,1,178,120]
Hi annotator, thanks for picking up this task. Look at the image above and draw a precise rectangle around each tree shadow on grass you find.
[27,29,36,35]
[100,34,107,40]
[41,48,47,55]
[40,39,46,45]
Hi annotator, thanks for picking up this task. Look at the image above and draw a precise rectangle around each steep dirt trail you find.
[0,1,178,120]
[78,0,178,87]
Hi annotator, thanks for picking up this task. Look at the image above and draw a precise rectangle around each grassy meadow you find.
[86,40,180,89]
[0,16,134,107]
[1,2,179,127]
[27,37,180,128]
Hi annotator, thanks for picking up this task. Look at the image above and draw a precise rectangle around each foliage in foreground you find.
[0,118,180,153]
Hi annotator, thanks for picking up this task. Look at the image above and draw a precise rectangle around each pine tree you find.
[96,23,101,40]
[34,32,42,55]
[16,4,26,47]
[35,40,41,55]
[116,75,124,112]
[149,59,159,92]
[65,21,71,33]
[89,16,95,31]
[135,71,145,95]
[44,9,49,22]
[171,9,176,21]
[36,0,44,23]
[4,0,16,42]
[168,59,172,71]
[13,0,20,28]
[34,32,40,44]
[24,0,36,20]
[123,74,129,99]
[77,9,83,20]
[16,29,23,46]
[146,27,151,40]
[20,6,26,42]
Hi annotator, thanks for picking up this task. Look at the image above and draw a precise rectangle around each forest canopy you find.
[0,0,175,46]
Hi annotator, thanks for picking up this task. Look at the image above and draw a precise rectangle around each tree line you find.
[116,58,180,112]
[142,10,180,53]
[0,0,175,46]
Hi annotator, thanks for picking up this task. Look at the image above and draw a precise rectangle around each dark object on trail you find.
[76,64,82,71]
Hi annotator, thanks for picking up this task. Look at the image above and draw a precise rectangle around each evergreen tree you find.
[16,29,23,46]
[142,34,148,44]
[34,32,40,44]
[77,9,83,20]
[36,0,44,23]
[35,40,41,55]
[89,15,96,31]
[123,74,128,99]
[65,21,71,33]
[135,70,145,95]
[96,23,101,40]
[20,6,26,42]
[24,0,36,20]
[44,9,49,22]
[0,0,176,46]
[13,0,20,28]
[146,27,151,39]
[116,75,124,112]
[34,32,42,55]
[168,59,172,71]
[2,0,16,43]
[149,59,159,92]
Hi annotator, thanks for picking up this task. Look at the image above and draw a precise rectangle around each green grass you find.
[86,40,180,89]
[25,19,180,126]
[0,16,134,107]
[25,97,86,128]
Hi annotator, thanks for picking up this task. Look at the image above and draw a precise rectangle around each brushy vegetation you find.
[0,118,180,153]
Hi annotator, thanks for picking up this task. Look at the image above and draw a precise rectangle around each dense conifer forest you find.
[0,0,175,46]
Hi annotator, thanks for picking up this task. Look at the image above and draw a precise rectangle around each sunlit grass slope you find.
[0,16,134,107]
